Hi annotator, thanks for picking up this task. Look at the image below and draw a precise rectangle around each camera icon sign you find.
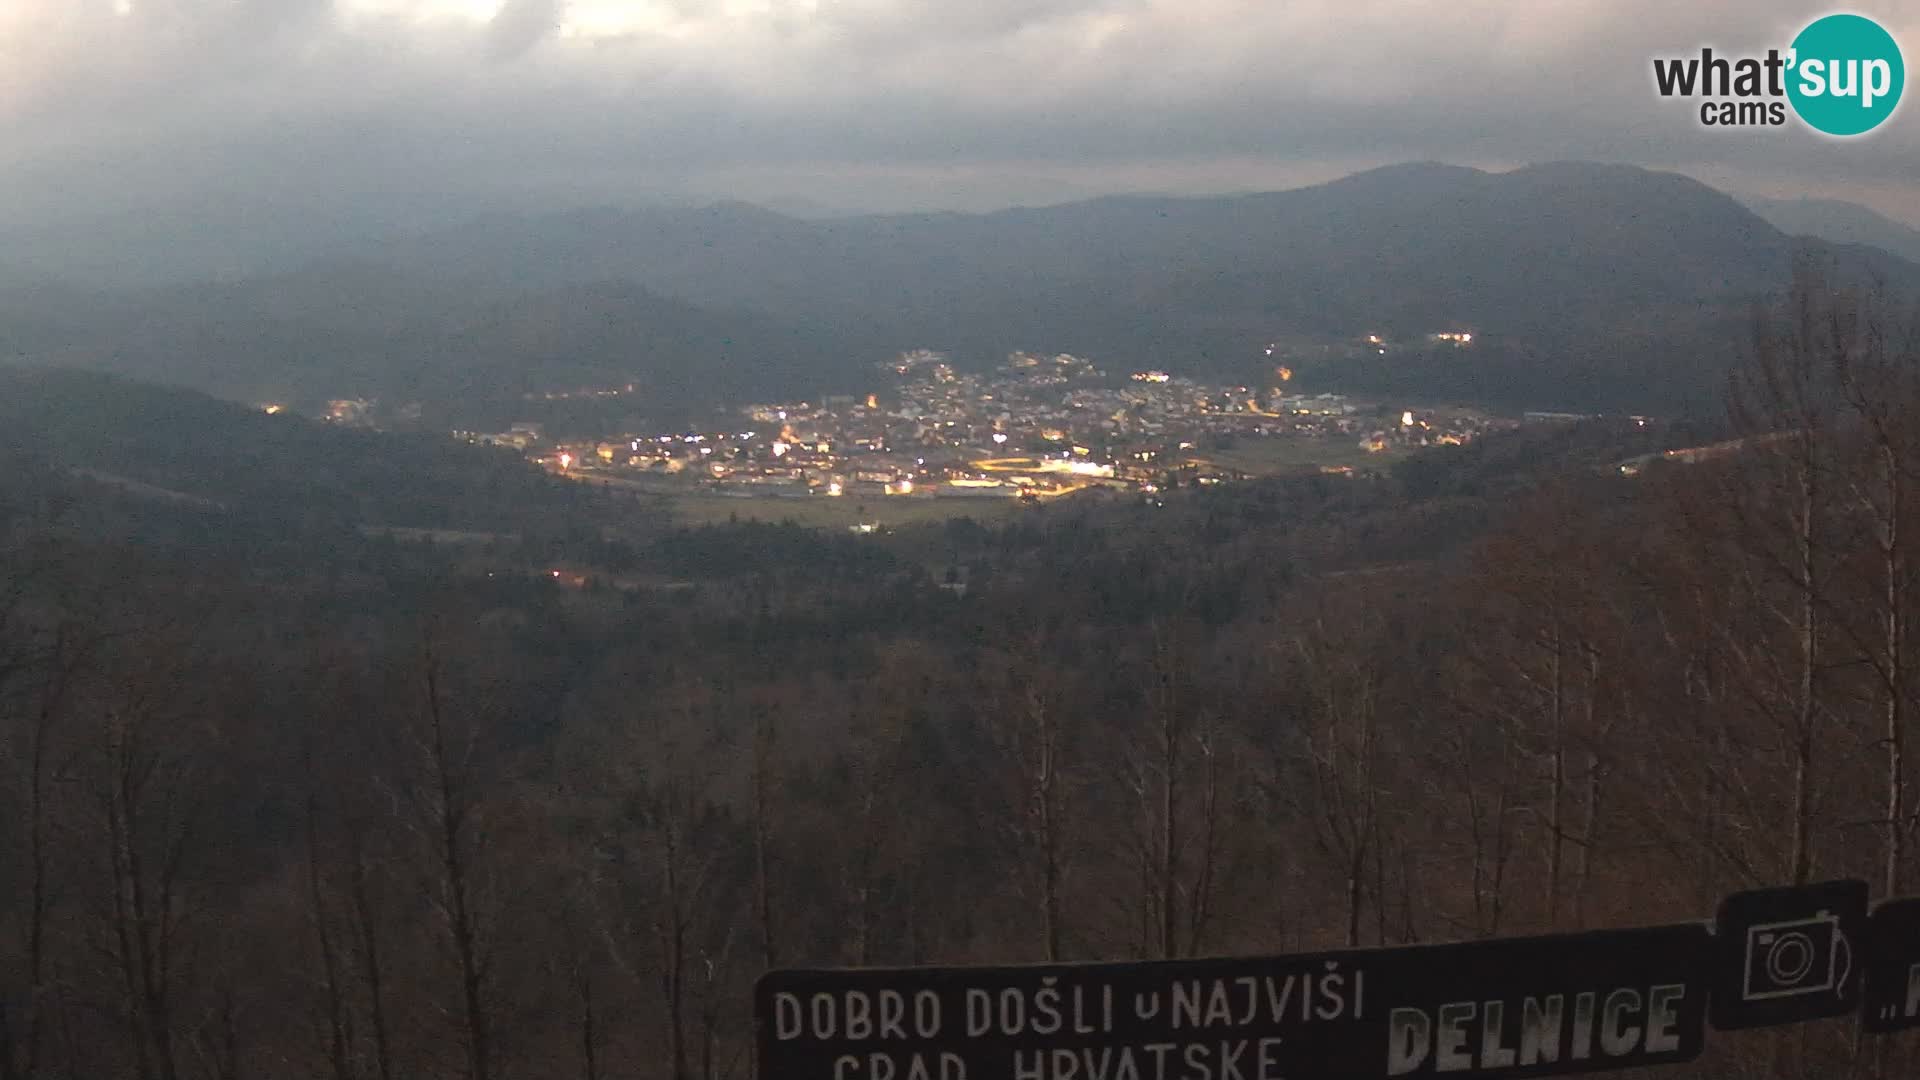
[1742,911,1852,1002]
[1712,879,1869,1031]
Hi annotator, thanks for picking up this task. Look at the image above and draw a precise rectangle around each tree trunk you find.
[751,707,778,971]
[1157,667,1179,961]
[1487,738,1515,938]
[578,966,598,1080]
[1574,751,1602,930]
[103,709,181,1080]
[662,819,689,1080]
[1572,650,1602,929]
[424,665,489,1080]
[1185,725,1219,957]
[347,825,393,1080]
[1545,623,1565,925]
[852,786,877,968]
[1033,695,1063,962]
[1884,447,1906,898]
[303,791,352,1080]
[1791,459,1819,887]
[19,652,65,1080]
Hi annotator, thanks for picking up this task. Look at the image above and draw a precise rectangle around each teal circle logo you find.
[1787,13,1904,136]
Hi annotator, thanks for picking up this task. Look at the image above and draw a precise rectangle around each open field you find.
[1196,437,1409,475]
[661,492,1035,529]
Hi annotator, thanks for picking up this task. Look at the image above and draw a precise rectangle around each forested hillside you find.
[0,365,598,537]
[1,267,1918,1079]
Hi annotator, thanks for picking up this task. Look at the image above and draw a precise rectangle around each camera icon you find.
[1742,911,1853,1002]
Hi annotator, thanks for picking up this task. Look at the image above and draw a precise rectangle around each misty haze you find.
[1,3,1919,1080]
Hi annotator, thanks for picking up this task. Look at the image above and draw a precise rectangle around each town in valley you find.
[378,338,1527,523]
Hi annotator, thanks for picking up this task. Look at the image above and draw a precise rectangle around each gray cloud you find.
[0,0,1915,280]
[486,0,564,61]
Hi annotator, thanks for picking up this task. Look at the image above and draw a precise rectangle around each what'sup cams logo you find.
[1654,13,1904,135]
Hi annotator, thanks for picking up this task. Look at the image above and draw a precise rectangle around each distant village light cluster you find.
[275,332,1510,509]
[485,344,1510,506]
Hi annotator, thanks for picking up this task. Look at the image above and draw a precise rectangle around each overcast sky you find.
[0,0,1916,272]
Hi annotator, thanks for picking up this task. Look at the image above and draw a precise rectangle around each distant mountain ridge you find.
[370,161,1791,317]
[1742,195,1920,265]
[6,162,1917,418]
[348,160,1920,410]
[0,266,890,421]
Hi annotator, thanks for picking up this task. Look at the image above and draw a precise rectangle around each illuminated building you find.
[325,399,373,425]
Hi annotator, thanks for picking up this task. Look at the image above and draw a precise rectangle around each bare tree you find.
[1291,616,1382,947]
[0,620,85,1080]
[343,814,394,1080]
[1113,622,1198,957]
[396,650,494,1080]
[302,765,354,1080]
[1827,285,1920,897]
[1730,253,1848,885]
[586,677,730,1080]
[94,685,200,1080]
[749,699,780,971]
[982,643,1072,961]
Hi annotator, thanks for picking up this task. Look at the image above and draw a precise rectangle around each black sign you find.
[1709,878,1867,1031]
[1863,897,1920,1034]
[757,924,1710,1080]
